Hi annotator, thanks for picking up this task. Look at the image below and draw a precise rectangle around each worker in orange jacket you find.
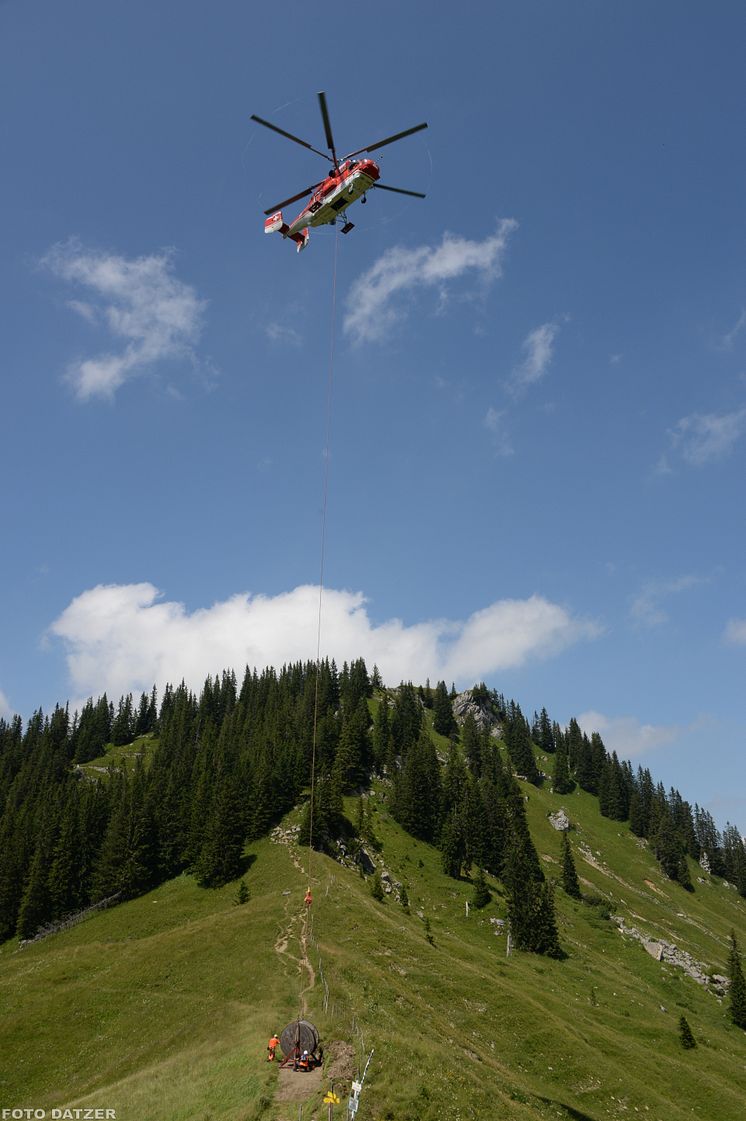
[267,1033,281,1061]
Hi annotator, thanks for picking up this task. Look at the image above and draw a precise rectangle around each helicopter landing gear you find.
[341,221,355,235]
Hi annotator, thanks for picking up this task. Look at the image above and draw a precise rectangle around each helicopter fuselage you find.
[264,159,380,244]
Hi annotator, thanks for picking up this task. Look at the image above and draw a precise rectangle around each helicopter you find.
[250,92,427,252]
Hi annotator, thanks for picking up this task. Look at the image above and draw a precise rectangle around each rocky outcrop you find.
[612,916,729,995]
[452,690,502,737]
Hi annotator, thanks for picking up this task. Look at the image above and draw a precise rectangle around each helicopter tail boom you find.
[264,211,309,252]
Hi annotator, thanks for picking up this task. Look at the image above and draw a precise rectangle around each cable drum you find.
[280,1018,320,1057]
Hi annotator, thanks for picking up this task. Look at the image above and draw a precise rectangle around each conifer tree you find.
[561,832,581,899]
[462,713,482,776]
[234,879,250,906]
[440,810,467,879]
[195,770,246,888]
[502,825,563,958]
[727,930,746,1029]
[391,731,441,843]
[372,695,391,774]
[432,680,457,737]
[504,706,541,784]
[651,810,693,891]
[17,830,55,940]
[678,1015,696,1049]
[390,683,422,755]
[370,869,384,902]
[472,867,490,909]
[552,742,575,794]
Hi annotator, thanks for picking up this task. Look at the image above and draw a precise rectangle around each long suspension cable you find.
[306,230,339,895]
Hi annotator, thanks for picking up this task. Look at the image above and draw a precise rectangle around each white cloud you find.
[0,690,13,720]
[484,407,514,456]
[724,618,746,645]
[629,574,704,628]
[507,321,560,395]
[343,220,517,344]
[48,582,599,704]
[667,407,746,466]
[577,710,681,758]
[720,308,746,351]
[265,321,301,346]
[41,240,207,400]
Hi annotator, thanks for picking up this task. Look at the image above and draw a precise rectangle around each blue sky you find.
[2,1,745,825]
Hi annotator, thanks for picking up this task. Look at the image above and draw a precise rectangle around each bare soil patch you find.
[274,1063,323,1102]
[325,1040,356,1082]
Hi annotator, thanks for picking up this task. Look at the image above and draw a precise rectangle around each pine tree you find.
[370,870,384,902]
[432,681,457,737]
[505,706,540,784]
[472,867,490,909]
[561,832,581,899]
[234,879,250,906]
[391,731,442,843]
[372,695,391,774]
[502,825,563,958]
[651,809,693,891]
[727,930,746,1029]
[552,742,575,794]
[17,833,54,940]
[678,1015,696,1049]
[440,811,467,879]
[195,770,246,888]
[462,713,482,776]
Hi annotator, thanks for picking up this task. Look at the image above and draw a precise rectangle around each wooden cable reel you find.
[280,1018,320,1058]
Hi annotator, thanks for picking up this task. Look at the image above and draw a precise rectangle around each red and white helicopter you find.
[251,92,427,252]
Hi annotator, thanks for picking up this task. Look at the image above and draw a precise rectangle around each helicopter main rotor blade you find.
[344,121,428,160]
[371,183,426,199]
[263,182,324,215]
[250,114,332,163]
[318,92,339,169]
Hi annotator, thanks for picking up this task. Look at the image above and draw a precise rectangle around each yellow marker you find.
[323,1092,341,1104]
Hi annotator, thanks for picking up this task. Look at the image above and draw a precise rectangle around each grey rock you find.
[548,808,571,832]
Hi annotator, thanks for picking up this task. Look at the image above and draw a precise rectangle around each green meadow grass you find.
[77,735,159,776]
[1,751,744,1121]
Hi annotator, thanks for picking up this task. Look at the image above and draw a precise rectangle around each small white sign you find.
[351,1081,362,1095]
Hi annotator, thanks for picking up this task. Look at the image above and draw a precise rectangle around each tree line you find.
[1,663,743,964]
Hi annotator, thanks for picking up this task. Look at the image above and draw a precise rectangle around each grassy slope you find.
[1,746,745,1121]
[76,734,159,776]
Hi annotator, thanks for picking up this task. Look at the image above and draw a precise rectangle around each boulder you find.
[548,808,571,832]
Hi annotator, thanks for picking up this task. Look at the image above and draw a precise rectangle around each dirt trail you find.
[270,830,316,1016]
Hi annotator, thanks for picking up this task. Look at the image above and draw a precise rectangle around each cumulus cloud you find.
[484,407,514,456]
[629,574,705,629]
[667,408,746,467]
[577,710,681,758]
[48,582,599,705]
[507,321,560,395]
[41,240,207,400]
[343,220,517,344]
[724,618,746,645]
[0,690,13,720]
